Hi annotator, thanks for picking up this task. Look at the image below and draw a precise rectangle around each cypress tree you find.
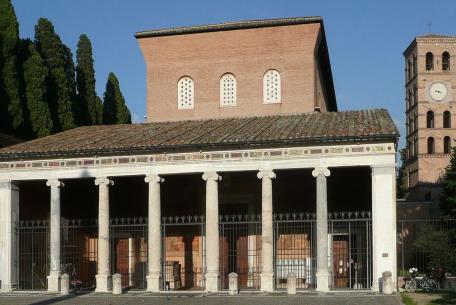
[34,18,76,131]
[0,0,23,135]
[95,96,103,124]
[76,34,97,125]
[102,72,131,124]
[441,146,456,216]
[21,39,53,138]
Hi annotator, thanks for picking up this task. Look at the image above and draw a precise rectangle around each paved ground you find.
[0,292,403,305]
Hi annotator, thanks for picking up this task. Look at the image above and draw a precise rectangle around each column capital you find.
[46,179,64,188]
[257,170,276,180]
[144,174,164,184]
[0,180,19,191]
[312,167,330,178]
[95,177,114,186]
[202,171,221,182]
[371,165,396,176]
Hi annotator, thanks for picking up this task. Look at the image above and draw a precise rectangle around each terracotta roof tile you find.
[0,109,399,161]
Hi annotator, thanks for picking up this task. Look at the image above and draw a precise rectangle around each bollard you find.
[60,274,70,295]
[112,273,122,295]
[229,272,239,295]
[287,272,297,295]
[382,271,392,295]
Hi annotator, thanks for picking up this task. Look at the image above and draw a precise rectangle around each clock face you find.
[430,82,448,102]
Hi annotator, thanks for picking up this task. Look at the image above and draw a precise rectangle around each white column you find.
[145,174,164,292]
[257,170,276,292]
[371,165,396,292]
[202,171,221,292]
[95,177,114,292]
[46,179,64,292]
[0,181,19,292]
[312,167,331,292]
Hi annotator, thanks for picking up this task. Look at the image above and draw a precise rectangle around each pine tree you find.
[21,39,53,138]
[34,18,76,132]
[76,34,97,125]
[441,146,456,216]
[0,0,23,135]
[102,72,131,124]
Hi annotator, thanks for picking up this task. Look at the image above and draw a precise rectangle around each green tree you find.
[34,18,76,132]
[0,0,23,135]
[397,148,406,199]
[102,72,131,124]
[76,34,99,125]
[95,95,103,124]
[20,39,53,138]
[441,146,456,215]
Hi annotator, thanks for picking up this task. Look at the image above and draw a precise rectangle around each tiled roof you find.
[0,132,22,148]
[135,16,322,38]
[0,109,399,161]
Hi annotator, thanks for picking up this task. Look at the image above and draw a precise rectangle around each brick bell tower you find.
[403,34,456,213]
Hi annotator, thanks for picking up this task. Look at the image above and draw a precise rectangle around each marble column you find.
[312,167,331,292]
[0,180,19,292]
[145,174,164,292]
[46,179,64,292]
[95,177,114,292]
[257,170,276,292]
[202,171,221,292]
[371,166,396,292]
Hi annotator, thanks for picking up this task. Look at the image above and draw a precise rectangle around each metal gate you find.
[161,215,205,290]
[110,217,148,289]
[328,211,372,290]
[274,213,316,289]
[219,214,262,290]
[17,220,49,290]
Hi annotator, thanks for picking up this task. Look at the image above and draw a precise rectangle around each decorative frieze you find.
[1,143,394,172]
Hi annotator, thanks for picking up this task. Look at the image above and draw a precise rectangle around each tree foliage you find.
[0,0,23,135]
[102,72,131,125]
[397,148,406,199]
[441,146,456,216]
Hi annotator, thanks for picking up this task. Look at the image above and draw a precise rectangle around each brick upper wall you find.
[137,22,330,122]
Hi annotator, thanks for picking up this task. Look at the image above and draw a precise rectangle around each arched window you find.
[220,73,237,106]
[177,76,194,109]
[427,111,434,128]
[263,69,281,104]
[444,111,451,128]
[427,137,435,154]
[442,52,450,71]
[426,52,434,71]
[444,136,452,153]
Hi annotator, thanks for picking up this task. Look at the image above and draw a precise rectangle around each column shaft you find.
[145,174,163,292]
[203,172,220,292]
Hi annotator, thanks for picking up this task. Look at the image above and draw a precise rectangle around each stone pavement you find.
[0,292,403,305]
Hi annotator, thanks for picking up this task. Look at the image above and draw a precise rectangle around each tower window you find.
[177,76,194,109]
[427,137,435,154]
[426,111,434,128]
[220,73,237,106]
[444,111,451,128]
[407,59,412,80]
[426,52,434,71]
[444,136,452,154]
[263,69,281,104]
[442,52,450,71]
[413,54,417,76]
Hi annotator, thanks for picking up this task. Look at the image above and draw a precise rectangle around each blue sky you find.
[12,0,456,149]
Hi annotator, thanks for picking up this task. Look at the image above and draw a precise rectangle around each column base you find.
[0,282,15,293]
[47,272,60,292]
[205,272,219,292]
[95,274,112,292]
[260,272,274,292]
[316,271,330,292]
[146,273,161,292]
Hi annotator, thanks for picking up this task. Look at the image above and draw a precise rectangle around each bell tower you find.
[403,34,456,212]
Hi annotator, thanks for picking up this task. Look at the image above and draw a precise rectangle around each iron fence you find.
[219,214,262,290]
[328,211,372,290]
[397,218,456,276]
[274,213,316,289]
[110,217,147,290]
[161,215,205,291]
